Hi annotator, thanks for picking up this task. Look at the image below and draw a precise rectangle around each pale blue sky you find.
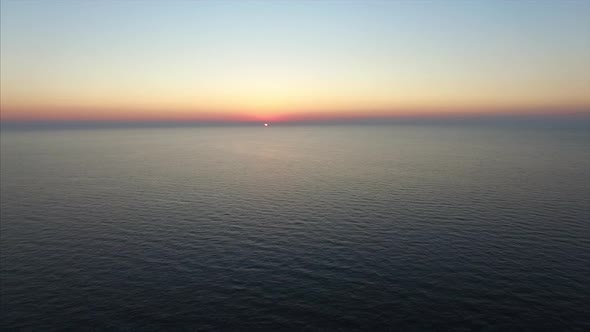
[2,0,589,121]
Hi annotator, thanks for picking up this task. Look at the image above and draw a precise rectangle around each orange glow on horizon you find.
[2,103,589,123]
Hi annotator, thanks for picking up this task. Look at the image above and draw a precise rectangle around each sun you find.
[264,123,269,127]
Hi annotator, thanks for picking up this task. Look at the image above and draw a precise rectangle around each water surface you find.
[1,125,589,330]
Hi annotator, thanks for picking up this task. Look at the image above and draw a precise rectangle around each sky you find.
[1,0,589,123]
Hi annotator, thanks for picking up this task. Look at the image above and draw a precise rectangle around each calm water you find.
[1,125,589,330]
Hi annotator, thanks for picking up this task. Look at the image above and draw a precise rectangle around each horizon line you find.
[2,112,590,131]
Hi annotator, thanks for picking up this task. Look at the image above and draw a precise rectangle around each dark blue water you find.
[1,125,589,330]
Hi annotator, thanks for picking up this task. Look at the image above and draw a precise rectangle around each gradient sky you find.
[1,0,589,122]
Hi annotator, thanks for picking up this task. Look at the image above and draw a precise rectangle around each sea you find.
[1,123,589,330]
